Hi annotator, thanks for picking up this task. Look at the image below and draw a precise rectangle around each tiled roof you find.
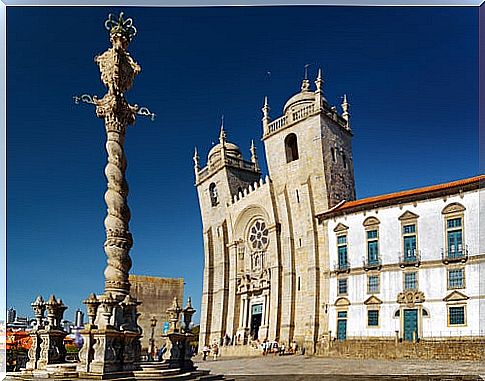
[317,175,484,219]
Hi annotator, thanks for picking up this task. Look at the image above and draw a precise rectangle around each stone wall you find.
[129,275,184,351]
[316,337,484,360]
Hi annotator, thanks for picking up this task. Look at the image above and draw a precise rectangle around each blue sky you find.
[7,6,478,322]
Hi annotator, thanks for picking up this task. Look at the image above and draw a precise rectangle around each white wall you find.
[327,188,484,338]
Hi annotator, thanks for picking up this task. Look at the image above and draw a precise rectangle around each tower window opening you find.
[285,133,299,163]
[296,189,300,203]
[331,147,336,162]
[342,153,347,169]
[298,276,301,291]
[209,183,219,207]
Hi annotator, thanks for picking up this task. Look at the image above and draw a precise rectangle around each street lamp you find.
[149,316,157,361]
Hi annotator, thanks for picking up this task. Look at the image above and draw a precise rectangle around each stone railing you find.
[291,103,315,123]
[198,158,259,184]
[266,102,351,137]
[266,104,317,136]
[268,115,288,134]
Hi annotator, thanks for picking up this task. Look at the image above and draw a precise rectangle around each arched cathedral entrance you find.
[235,218,271,344]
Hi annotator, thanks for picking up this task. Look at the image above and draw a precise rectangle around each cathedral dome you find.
[283,88,315,113]
[208,141,242,161]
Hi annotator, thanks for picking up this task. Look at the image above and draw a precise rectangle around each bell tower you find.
[194,120,261,346]
[262,68,356,213]
[260,69,356,349]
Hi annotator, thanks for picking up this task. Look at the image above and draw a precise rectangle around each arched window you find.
[342,153,347,169]
[331,147,336,162]
[209,183,219,207]
[285,133,299,163]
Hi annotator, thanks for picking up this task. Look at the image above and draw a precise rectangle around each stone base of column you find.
[35,328,67,370]
[79,327,141,375]
[162,332,196,372]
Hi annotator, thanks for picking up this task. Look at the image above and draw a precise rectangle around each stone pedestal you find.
[87,328,124,374]
[25,295,68,371]
[37,328,67,369]
[162,332,195,371]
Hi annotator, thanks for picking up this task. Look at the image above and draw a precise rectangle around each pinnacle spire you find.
[219,115,226,146]
[341,94,350,128]
[301,64,311,92]
[193,147,200,183]
[250,139,260,171]
[315,68,323,92]
[193,147,199,166]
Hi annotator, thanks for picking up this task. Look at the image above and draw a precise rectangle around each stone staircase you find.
[5,362,232,381]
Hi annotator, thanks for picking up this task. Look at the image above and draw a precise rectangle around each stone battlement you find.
[231,175,271,205]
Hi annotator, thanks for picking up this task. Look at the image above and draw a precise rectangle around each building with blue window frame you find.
[318,176,484,343]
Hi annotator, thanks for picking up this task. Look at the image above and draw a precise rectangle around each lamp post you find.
[149,316,157,361]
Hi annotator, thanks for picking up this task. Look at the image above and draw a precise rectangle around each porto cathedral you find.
[194,71,484,354]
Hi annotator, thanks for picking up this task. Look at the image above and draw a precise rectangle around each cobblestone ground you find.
[195,355,485,381]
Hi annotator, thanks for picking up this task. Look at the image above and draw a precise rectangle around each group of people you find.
[260,339,301,356]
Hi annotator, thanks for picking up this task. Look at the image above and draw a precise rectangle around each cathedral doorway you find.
[250,303,263,340]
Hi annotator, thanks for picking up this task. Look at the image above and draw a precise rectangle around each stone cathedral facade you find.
[194,72,356,353]
[194,72,484,356]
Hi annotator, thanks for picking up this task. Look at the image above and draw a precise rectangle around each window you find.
[209,183,219,206]
[342,153,347,169]
[403,224,417,261]
[337,235,348,270]
[446,217,464,259]
[331,147,336,162]
[404,272,417,290]
[296,189,300,203]
[448,268,465,289]
[368,275,379,293]
[448,306,465,325]
[285,133,299,163]
[366,230,379,266]
[298,276,301,291]
[338,278,348,295]
[367,310,379,327]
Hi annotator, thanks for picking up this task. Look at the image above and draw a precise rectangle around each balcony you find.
[441,245,468,264]
[363,256,382,271]
[399,250,421,268]
[334,260,350,274]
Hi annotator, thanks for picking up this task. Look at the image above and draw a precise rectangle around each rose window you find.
[248,220,269,251]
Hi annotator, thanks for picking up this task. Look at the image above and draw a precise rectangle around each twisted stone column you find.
[94,22,140,297]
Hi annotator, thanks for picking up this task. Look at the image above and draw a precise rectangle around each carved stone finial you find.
[219,116,226,146]
[301,64,311,92]
[250,140,259,170]
[182,297,196,333]
[32,296,46,329]
[341,94,350,128]
[105,12,137,43]
[83,293,101,326]
[315,68,323,92]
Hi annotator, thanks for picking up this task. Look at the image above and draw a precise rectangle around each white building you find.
[318,176,484,342]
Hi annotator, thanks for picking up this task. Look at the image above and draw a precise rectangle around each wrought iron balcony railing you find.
[363,256,382,271]
[441,245,468,264]
[399,250,421,267]
[334,260,350,273]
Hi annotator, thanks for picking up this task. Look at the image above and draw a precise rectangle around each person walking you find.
[202,345,210,361]
[211,342,219,360]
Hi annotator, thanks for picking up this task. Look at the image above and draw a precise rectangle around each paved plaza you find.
[195,355,485,380]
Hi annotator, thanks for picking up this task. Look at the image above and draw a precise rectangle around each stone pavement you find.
[195,355,485,380]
